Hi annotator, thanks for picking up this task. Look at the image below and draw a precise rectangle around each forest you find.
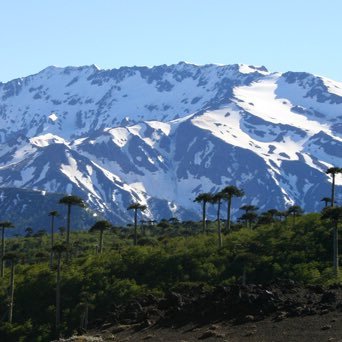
[0,167,341,341]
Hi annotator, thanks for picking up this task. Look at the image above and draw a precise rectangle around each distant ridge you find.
[0,62,341,227]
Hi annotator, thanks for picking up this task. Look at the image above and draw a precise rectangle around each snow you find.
[30,134,67,147]
[233,75,331,136]
[146,121,171,136]
[238,64,269,75]
[0,62,341,221]
[321,76,342,97]
[107,127,130,147]
[48,112,58,122]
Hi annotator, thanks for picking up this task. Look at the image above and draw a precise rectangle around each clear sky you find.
[1,0,342,82]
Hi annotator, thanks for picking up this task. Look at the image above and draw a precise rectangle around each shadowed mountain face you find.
[0,62,341,227]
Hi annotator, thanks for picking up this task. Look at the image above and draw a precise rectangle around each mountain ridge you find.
[0,62,341,227]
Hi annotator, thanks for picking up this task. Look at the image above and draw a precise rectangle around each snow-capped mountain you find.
[0,62,341,226]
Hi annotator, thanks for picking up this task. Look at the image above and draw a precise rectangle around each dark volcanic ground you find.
[59,281,342,341]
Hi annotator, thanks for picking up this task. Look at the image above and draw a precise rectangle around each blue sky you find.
[1,0,342,82]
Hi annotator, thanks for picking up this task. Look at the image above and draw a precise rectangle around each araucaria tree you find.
[221,186,244,231]
[52,244,67,338]
[239,205,258,228]
[59,195,85,260]
[48,211,59,269]
[194,193,213,234]
[211,192,224,248]
[3,252,18,323]
[89,220,112,253]
[127,202,147,246]
[321,207,342,277]
[321,197,332,208]
[287,205,304,229]
[326,167,342,207]
[0,221,14,277]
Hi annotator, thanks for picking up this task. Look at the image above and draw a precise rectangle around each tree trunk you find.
[217,200,222,248]
[202,201,206,234]
[1,228,4,277]
[99,229,104,253]
[226,197,232,231]
[66,204,71,261]
[80,303,89,330]
[50,216,55,269]
[331,173,335,207]
[56,254,61,338]
[333,222,339,276]
[134,209,138,246]
[8,260,15,323]
[242,264,246,286]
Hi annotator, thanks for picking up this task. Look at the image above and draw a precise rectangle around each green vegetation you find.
[0,210,341,341]
[0,166,341,341]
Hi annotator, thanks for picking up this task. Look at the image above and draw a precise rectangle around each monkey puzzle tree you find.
[194,193,213,234]
[58,226,66,237]
[221,186,244,231]
[48,211,59,269]
[127,202,147,246]
[24,227,33,238]
[321,197,332,208]
[287,205,304,229]
[3,252,18,323]
[239,205,258,228]
[326,167,342,207]
[52,244,67,338]
[89,220,112,253]
[258,209,280,227]
[321,206,342,277]
[240,204,259,214]
[210,192,224,248]
[59,195,85,260]
[239,212,259,229]
[0,221,14,277]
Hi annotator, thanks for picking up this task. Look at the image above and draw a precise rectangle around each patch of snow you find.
[48,112,58,122]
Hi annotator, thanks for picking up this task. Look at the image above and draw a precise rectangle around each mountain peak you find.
[0,62,341,225]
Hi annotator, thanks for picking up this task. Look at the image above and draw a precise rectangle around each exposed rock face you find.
[0,63,341,226]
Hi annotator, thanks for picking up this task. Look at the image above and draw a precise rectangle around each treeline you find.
[0,212,341,341]
[0,167,341,341]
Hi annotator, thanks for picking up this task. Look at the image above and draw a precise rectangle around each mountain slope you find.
[0,62,341,226]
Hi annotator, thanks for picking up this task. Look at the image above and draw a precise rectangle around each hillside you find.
[0,62,341,225]
[0,214,341,341]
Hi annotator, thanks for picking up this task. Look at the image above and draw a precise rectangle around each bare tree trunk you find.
[217,200,222,248]
[56,254,61,338]
[134,209,138,246]
[1,228,4,277]
[50,216,55,270]
[202,201,206,234]
[333,223,339,276]
[226,197,232,231]
[331,174,335,207]
[66,204,71,261]
[8,260,15,323]
[80,304,89,331]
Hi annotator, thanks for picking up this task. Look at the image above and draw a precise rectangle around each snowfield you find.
[0,62,341,223]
